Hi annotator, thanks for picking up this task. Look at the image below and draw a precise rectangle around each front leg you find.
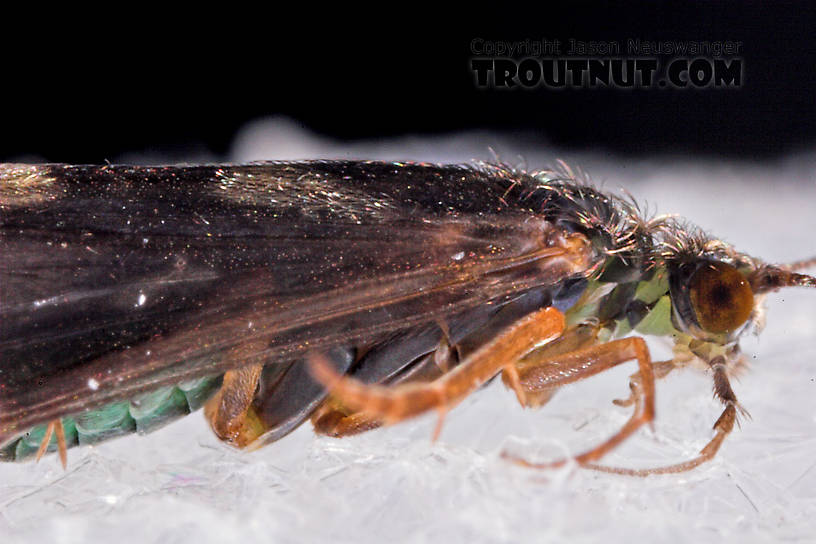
[584,356,742,475]
[612,360,677,408]
[584,403,737,476]
[501,335,657,468]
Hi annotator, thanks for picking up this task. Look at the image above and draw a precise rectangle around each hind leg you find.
[311,398,387,438]
[35,419,68,469]
[204,362,265,448]
[308,307,566,438]
[312,330,456,437]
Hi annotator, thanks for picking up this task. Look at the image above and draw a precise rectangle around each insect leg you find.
[308,307,566,435]
[204,363,265,448]
[313,288,559,438]
[249,346,356,447]
[311,398,386,438]
[34,419,68,469]
[583,403,737,475]
[312,354,443,438]
[312,337,452,438]
[205,342,357,450]
[612,359,677,408]
[581,355,743,475]
[500,324,599,408]
[34,422,54,461]
[500,336,657,469]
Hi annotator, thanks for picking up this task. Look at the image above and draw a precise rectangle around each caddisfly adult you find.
[1,161,813,474]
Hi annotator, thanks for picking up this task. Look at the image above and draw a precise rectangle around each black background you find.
[2,3,814,163]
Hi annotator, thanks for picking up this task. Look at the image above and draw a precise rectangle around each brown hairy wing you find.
[0,162,594,443]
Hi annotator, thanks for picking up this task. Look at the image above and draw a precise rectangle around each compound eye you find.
[689,262,754,333]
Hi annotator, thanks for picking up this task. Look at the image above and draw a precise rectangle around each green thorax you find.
[566,264,677,342]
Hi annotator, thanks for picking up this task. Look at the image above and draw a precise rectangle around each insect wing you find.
[0,162,592,444]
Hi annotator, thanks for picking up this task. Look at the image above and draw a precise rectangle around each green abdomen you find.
[0,376,222,462]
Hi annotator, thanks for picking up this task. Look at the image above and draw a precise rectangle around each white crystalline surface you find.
[2,121,815,543]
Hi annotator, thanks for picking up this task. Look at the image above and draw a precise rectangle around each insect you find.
[0,161,813,475]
